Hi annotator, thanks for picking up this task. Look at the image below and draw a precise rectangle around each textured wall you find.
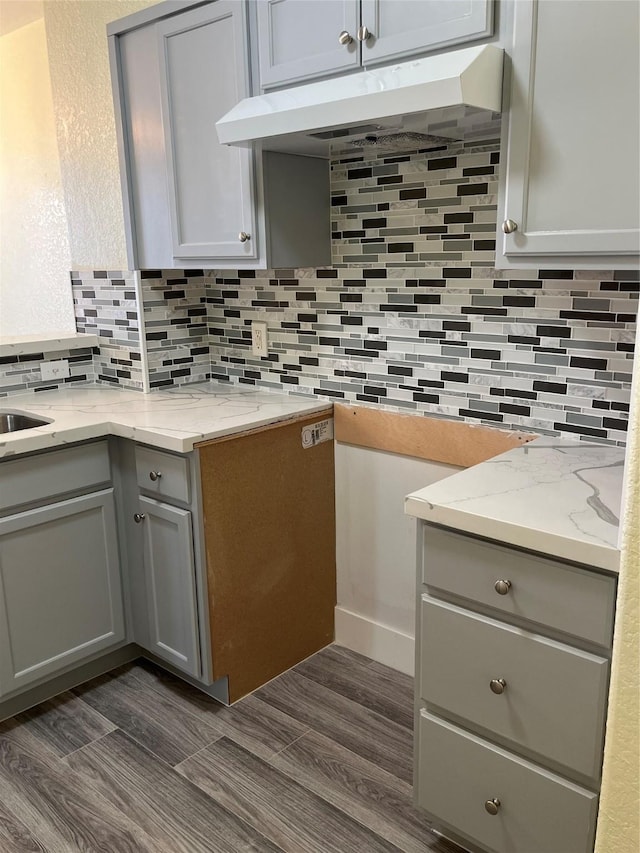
[0,19,75,336]
[595,322,640,853]
[43,0,159,270]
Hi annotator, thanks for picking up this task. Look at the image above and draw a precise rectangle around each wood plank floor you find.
[0,644,467,853]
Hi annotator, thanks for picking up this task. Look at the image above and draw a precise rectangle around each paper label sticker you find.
[301,418,334,449]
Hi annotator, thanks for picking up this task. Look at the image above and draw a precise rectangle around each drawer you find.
[423,524,616,648]
[135,446,190,504]
[420,596,609,781]
[0,441,111,513]
[417,711,598,853]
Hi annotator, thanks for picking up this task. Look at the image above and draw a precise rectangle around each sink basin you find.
[0,411,52,433]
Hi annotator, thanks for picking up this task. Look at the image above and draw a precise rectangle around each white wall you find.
[335,442,460,673]
[0,18,74,336]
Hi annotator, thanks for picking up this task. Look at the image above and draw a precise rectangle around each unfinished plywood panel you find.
[335,405,537,468]
[197,411,335,703]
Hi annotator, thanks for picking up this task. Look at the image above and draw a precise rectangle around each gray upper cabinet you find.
[255,0,493,89]
[256,0,360,88]
[109,0,330,269]
[157,2,256,262]
[360,0,493,66]
[497,0,640,268]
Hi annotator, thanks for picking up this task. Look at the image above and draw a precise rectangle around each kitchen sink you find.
[0,411,52,433]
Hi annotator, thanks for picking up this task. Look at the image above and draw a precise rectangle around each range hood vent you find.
[216,44,504,158]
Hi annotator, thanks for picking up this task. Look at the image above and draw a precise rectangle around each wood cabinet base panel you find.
[198,413,336,703]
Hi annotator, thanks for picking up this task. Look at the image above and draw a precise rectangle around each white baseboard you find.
[334,606,415,676]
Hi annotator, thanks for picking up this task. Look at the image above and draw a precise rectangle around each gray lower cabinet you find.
[109,0,330,270]
[256,0,493,89]
[415,523,617,853]
[126,443,206,682]
[0,445,126,699]
[497,0,640,268]
[136,496,201,678]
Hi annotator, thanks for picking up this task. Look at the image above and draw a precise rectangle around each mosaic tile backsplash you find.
[0,347,96,397]
[72,270,145,390]
[140,270,210,389]
[205,138,636,444]
[66,138,637,444]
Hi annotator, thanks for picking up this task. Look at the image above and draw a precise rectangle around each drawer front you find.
[135,446,190,504]
[417,712,598,853]
[420,597,609,781]
[423,524,616,648]
[0,442,111,512]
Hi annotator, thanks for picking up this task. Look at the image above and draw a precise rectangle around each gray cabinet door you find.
[497,0,640,265]
[257,0,360,88]
[157,1,258,261]
[138,496,201,678]
[0,490,125,697]
[360,0,493,66]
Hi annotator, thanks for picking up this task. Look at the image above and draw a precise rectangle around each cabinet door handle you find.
[489,678,507,695]
[338,30,353,45]
[238,231,251,243]
[502,219,518,234]
[149,470,162,482]
[485,798,501,815]
[357,25,372,41]
[133,513,146,524]
[494,579,512,595]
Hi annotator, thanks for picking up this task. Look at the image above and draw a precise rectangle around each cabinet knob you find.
[357,25,372,41]
[133,513,146,524]
[494,579,512,595]
[238,231,251,243]
[338,30,353,45]
[485,798,501,816]
[490,678,507,695]
[502,219,518,234]
[149,470,162,482]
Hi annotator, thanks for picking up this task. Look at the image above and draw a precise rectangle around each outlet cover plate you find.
[251,321,268,357]
[41,360,70,381]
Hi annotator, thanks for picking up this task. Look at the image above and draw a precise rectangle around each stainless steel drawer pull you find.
[502,219,518,234]
[485,798,501,815]
[494,579,512,595]
[149,470,162,482]
[338,30,353,45]
[238,231,251,242]
[133,513,146,523]
[489,678,507,694]
[357,25,372,41]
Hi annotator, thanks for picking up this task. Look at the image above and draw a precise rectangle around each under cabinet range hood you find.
[216,44,504,157]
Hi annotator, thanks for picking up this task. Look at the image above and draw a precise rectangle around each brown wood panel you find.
[198,414,336,703]
[334,404,537,467]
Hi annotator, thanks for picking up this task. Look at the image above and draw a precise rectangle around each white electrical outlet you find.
[41,359,70,381]
[251,321,268,357]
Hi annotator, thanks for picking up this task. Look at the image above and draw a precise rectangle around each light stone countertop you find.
[0,382,332,458]
[0,333,100,357]
[405,437,625,573]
